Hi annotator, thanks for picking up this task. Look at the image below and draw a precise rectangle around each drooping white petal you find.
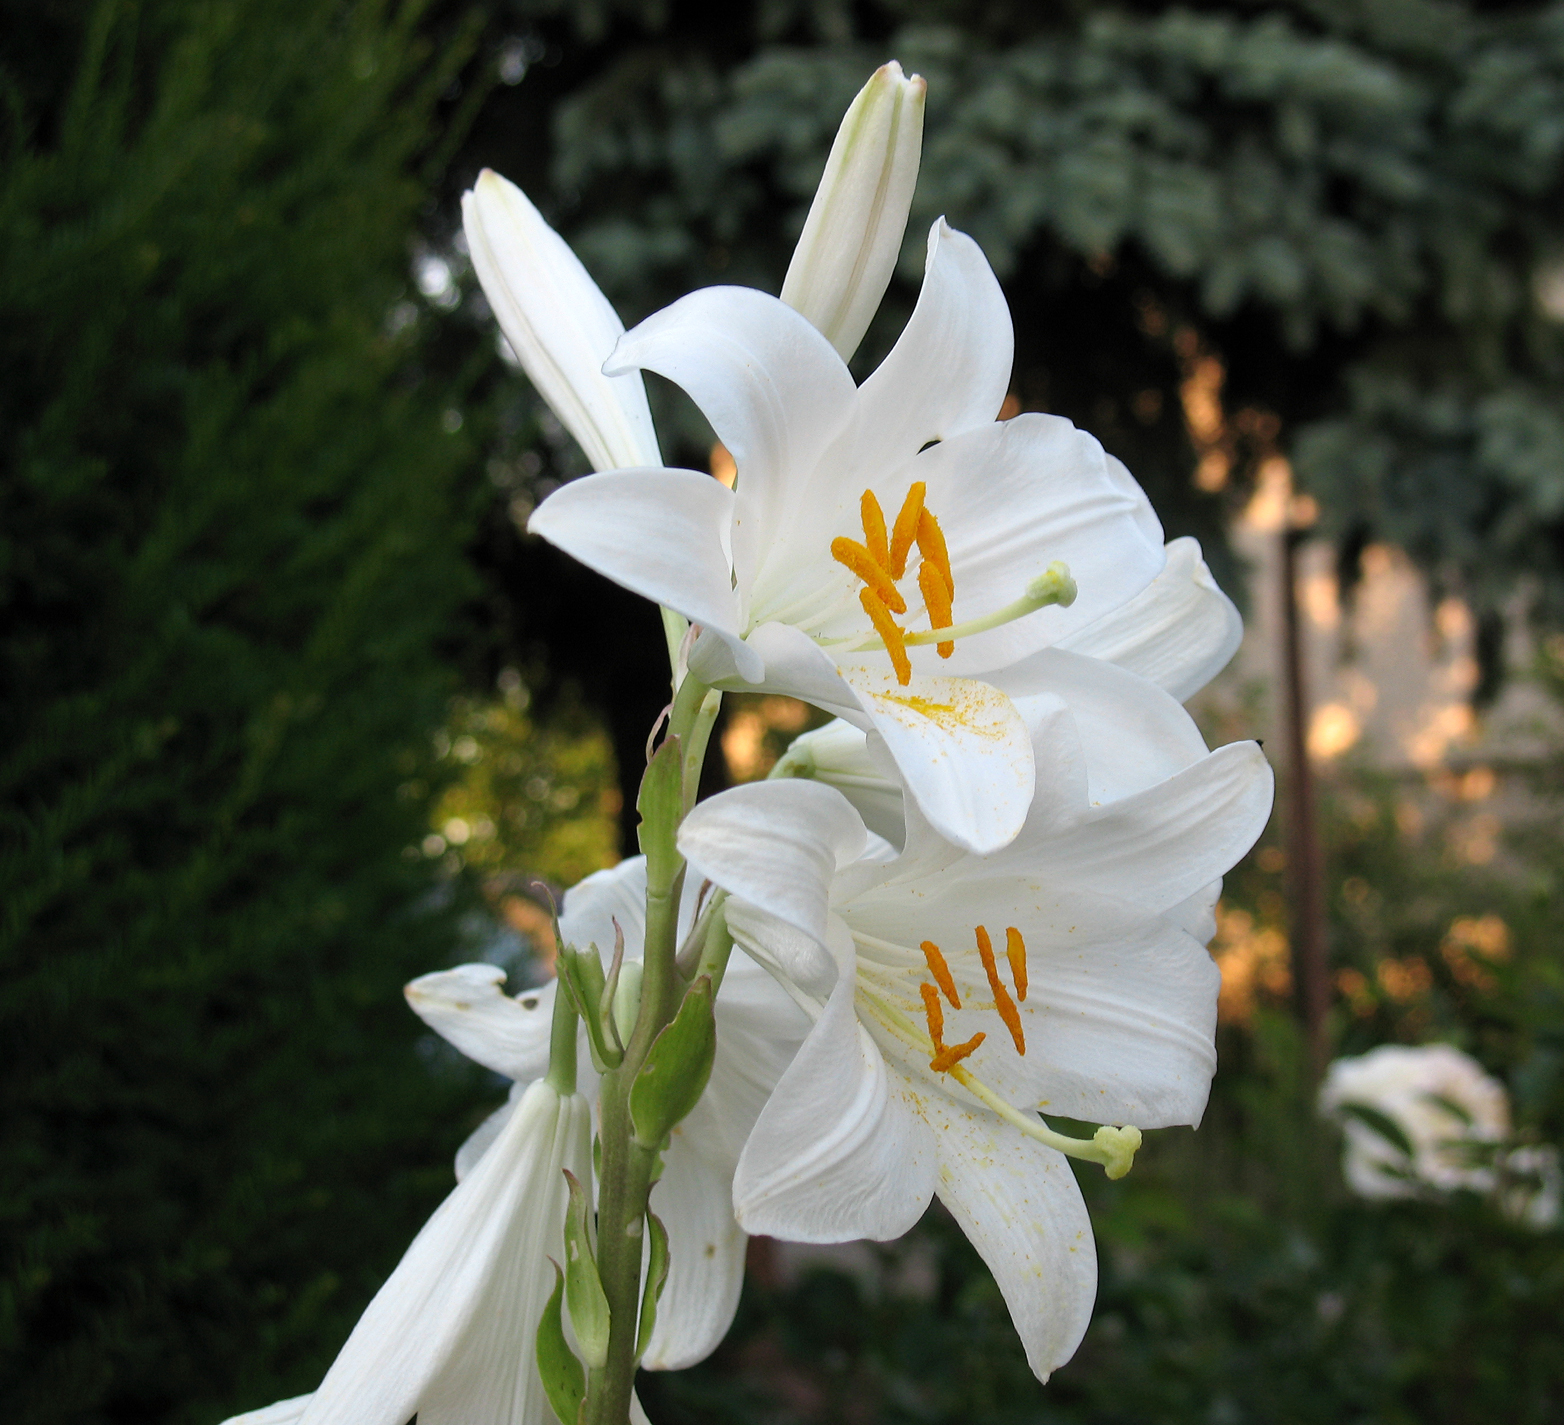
[903,415,1165,676]
[298,1080,591,1425]
[781,61,925,362]
[724,899,840,997]
[1058,537,1242,701]
[463,171,658,473]
[642,1128,748,1370]
[678,780,867,946]
[734,966,937,1242]
[405,965,554,1083]
[455,1095,517,1182]
[606,287,858,593]
[780,719,907,848]
[841,665,1034,855]
[992,648,1210,806]
[527,468,758,680]
[918,1092,1097,1383]
[851,219,1012,467]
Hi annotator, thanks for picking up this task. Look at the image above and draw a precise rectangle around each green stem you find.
[584,674,718,1425]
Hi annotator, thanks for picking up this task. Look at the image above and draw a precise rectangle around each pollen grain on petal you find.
[860,490,891,574]
[1006,926,1028,1002]
[889,482,926,579]
[915,508,954,600]
[859,587,911,685]
[833,536,906,614]
[922,940,961,1009]
[976,925,1025,1055]
[918,560,955,658]
[930,1032,985,1074]
[919,981,946,1050]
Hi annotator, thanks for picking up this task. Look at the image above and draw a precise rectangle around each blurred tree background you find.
[8,0,1564,1422]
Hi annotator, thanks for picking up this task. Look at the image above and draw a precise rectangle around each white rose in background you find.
[678,652,1273,1379]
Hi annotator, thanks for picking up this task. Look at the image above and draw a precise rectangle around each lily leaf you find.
[629,975,716,1148]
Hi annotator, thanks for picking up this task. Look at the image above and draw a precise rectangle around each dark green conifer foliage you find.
[0,3,488,1420]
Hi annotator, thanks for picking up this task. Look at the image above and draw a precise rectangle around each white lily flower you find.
[676,651,1273,1379]
[1319,1043,1511,1200]
[530,220,1166,854]
[403,859,810,1372]
[781,60,925,360]
[224,1077,591,1425]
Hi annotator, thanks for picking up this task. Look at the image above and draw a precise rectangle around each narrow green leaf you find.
[629,975,716,1148]
[636,734,683,873]
[636,1210,671,1358]
[536,1262,586,1425]
[561,1169,611,1370]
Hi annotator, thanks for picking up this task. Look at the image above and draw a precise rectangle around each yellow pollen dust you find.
[830,481,956,685]
[919,926,1030,1074]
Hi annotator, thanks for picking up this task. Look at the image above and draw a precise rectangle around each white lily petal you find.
[1058,537,1242,701]
[606,287,857,592]
[852,219,1013,466]
[463,171,658,472]
[527,468,756,678]
[920,1093,1096,1382]
[643,1129,748,1370]
[724,899,839,998]
[734,967,937,1242]
[992,647,1210,806]
[678,780,867,945]
[903,416,1165,676]
[404,965,553,1083]
[222,1396,314,1425]
[454,1095,517,1182]
[1023,741,1273,916]
[298,1080,591,1425]
[781,62,925,361]
[841,665,1033,856]
[781,719,907,847]
[559,858,648,963]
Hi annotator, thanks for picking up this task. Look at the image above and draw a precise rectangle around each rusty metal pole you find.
[1280,521,1331,1076]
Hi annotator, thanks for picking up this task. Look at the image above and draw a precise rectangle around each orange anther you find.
[1006,926,1028,1002]
[918,561,955,658]
[859,588,911,685]
[860,490,891,574]
[889,482,926,579]
[919,981,946,1050]
[832,536,906,614]
[916,508,954,600]
[976,925,1025,1055]
[930,1032,986,1074]
[921,940,961,1009]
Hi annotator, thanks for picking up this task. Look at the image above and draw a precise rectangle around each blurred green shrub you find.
[0,3,496,1421]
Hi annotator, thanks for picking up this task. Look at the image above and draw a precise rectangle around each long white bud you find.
[463,168,660,473]
[781,61,926,362]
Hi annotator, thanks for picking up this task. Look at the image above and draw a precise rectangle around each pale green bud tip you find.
[781,60,927,362]
[1026,561,1077,609]
[1095,1124,1143,1181]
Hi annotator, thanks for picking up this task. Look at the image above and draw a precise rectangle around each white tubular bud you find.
[781,61,926,362]
[462,168,661,473]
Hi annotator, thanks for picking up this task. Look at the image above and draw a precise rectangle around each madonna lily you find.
[223,1077,591,1425]
[529,219,1166,854]
[676,651,1273,1378]
[403,857,810,1373]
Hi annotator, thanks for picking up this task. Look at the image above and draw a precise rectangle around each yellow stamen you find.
[860,490,891,574]
[976,925,1025,1055]
[915,508,954,600]
[889,482,925,579]
[919,981,945,1050]
[832,536,906,614]
[918,561,955,658]
[921,940,961,1009]
[859,588,911,685]
[930,1032,986,1074]
[1006,926,1028,1002]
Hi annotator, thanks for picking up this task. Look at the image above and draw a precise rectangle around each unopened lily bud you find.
[781,61,926,361]
[462,168,660,473]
